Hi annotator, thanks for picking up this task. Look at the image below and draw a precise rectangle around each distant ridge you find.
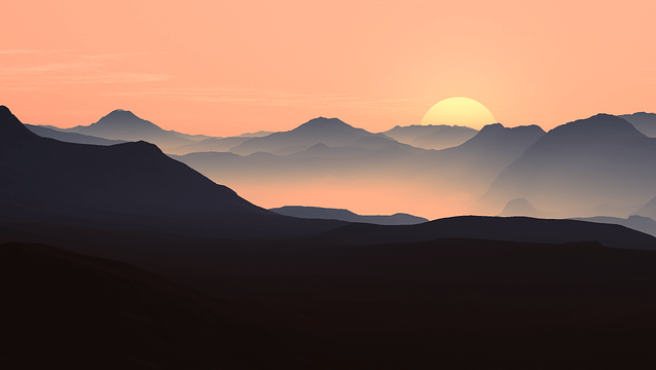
[270,206,428,225]
[25,124,126,146]
[229,117,394,155]
[620,112,656,138]
[478,114,656,217]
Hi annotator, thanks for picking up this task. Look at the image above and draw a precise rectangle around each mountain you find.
[499,198,549,218]
[229,117,393,155]
[382,124,446,143]
[636,196,656,220]
[167,136,251,155]
[64,109,197,150]
[478,114,656,217]
[322,215,656,251]
[25,124,127,146]
[410,125,478,150]
[620,112,656,137]
[172,122,544,219]
[569,215,656,238]
[270,206,428,225]
[0,106,345,239]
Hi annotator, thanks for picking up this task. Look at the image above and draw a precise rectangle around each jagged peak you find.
[548,113,645,138]
[0,105,39,141]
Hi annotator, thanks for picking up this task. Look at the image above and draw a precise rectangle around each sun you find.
[421,97,496,130]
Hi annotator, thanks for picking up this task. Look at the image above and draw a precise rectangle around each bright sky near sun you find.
[1,0,655,136]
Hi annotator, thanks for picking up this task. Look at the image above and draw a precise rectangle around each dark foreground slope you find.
[0,243,339,370]
[6,240,656,369]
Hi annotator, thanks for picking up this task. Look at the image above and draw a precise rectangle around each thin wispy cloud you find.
[107,87,435,115]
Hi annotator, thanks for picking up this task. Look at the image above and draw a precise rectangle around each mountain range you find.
[478,114,656,217]
[6,104,656,368]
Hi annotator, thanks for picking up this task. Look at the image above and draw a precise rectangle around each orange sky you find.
[2,0,655,137]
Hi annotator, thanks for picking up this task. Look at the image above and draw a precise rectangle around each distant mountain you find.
[382,125,446,143]
[229,117,393,155]
[63,109,197,150]
[636,196,656,220]
[25,124,127,146]
[410,126,478,150]
[173,122,544,219]
[499,198,549,218]
[478,114,656,217]
[620,112,656,138]
[323,215,656,251]
[270,206,428,225]
[569,215,656,238]
[0,106,345,239]
[167,137,251,155]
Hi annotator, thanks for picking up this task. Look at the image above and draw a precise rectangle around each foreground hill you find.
[321,216,656,251]
[7,237,656,369]
[478,114,656,217]
[270,206,428,225]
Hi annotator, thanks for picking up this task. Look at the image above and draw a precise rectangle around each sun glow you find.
[421,97,496,130]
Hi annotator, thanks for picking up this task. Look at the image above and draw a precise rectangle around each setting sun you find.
[421,97,496,130]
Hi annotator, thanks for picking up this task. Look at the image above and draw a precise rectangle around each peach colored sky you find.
[2,0,655,137]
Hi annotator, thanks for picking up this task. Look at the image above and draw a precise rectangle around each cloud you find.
[0,54,170,85]
[106,87,434,115]
[0,49,41,55]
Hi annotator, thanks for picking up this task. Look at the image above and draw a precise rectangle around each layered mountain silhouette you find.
[25,124,127,146]
[58,109,198,150]
[570,215,656,238]
[382,124,478,150]
[323,215,656,251]
[229,117,393,155]
[172,122,544,218]
[478,114,656,217]
[636,196,656,220]
[0,106,347,239]
[270,206,428,225]
[620,112,656,137]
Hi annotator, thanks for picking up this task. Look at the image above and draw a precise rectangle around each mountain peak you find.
[0,106,39,142]
[92,109,160,130]
[296,117,352,130]
[548,113,645,139]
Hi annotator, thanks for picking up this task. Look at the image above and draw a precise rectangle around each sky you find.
[2,0,655,137]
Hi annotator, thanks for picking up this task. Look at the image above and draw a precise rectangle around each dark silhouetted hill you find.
[321,215,656,250]
[570,215,656,238]
[0,242,336,369]
[620,112,656,137]
[478,114,656,217]
[230,117,393,155]
[0,106,346,239]
[25,124,127,145]
[270,206,428,225]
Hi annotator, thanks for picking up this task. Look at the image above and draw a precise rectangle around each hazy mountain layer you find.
[229,117,394,156]
[620,112,656,137]
[270,206,428,225]
[173,123,544,219]
[25,124,127,146]
[478,114,656,217]
[61,109,200,150]
[0,106,347,239]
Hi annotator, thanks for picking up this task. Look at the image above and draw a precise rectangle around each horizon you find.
[2,1,655,136]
